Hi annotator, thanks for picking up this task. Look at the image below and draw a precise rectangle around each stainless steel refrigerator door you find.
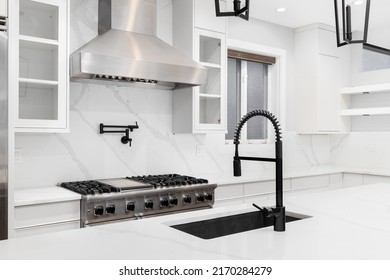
[0,17,8,240]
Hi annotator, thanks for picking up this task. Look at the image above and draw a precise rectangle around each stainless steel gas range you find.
[59,174,217,227]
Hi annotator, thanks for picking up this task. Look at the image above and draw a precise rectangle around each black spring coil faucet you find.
[233,110,285,232]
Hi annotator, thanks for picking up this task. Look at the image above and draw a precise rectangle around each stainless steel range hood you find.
[70,0,207,90]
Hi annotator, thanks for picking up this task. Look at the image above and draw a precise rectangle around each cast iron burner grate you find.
[60,180,120,195]
[127,174,208,188]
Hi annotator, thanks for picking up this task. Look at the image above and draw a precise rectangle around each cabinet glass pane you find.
[19,82,58,120]
[19,0,59,40]
[199,66,220,95]
[20,41,58,81]
[199,97,221,124]
[199,36,221,65]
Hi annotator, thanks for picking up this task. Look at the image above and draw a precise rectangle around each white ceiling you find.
[248,0,390,30]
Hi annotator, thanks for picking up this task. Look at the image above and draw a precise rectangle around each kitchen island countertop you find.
[2,183,390,259]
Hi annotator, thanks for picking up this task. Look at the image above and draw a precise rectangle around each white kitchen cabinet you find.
[363,174,390,185]
[342,173,363,188]
[14,221,80,238]
[291,174,330,191]
[9,0,69,133]
[0,0,7,16]
[14,200,80,237]
[214,183,244,206]
[294,24,341,134]
[172,0,227,133]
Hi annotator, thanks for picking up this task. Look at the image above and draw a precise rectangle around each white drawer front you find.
[15,200,80,229]
[14,221,80,238]
[215,184,243,200]
[291,175,330,190]
[244,179,291,197]
[343,173,363,188]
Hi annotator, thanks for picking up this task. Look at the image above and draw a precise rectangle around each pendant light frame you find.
[215,0,250,21]
[334,0,371,47]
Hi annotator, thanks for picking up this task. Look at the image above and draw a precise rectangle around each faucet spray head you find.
[233,156,242,177]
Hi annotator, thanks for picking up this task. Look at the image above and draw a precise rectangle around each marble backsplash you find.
[14,81,331,188]
[330,132,390,171]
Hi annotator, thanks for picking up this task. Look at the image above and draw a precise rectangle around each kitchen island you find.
[1,183,390,259]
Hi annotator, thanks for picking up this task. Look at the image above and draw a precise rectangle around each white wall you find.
[14,0,331,189]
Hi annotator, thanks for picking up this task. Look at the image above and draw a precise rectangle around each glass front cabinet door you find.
[10,0,69,132]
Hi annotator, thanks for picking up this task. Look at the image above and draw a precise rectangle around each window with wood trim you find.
[226,50,275,142]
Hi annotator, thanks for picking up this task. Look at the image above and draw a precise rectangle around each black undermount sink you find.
[171,211,311,240]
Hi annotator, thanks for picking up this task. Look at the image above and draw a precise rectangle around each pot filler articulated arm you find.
[99,122,139,147]
[233,110,285,232]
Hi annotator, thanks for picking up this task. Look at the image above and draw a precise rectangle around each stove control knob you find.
[196,193,205,202]
[169,196,178,206]
[126,202,135,212]
[160,197,169,207]
[106,204,116,214]
[205,193,213,201]
[183,195,192,204]
[145,200,154,209]
[94,205,104,216]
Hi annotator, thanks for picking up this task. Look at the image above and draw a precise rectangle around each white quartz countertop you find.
[14,186,81,206]
[3,183,390,260]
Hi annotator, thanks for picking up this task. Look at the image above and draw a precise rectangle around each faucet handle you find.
[261,206,274,218]
[252,203,274,218]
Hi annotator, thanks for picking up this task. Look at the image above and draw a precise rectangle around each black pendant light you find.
[334,0,371,47]
[215,0,250,21]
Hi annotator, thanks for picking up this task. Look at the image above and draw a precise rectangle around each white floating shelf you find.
[19,78,59,89]
[199,93,221,99]
[340,83,390,95]
[19,35,59,50]
[341,107,390,116]
[200,62,221,69]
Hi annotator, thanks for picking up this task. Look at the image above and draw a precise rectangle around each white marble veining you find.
[3,183,390,260]
[330,132,390,171]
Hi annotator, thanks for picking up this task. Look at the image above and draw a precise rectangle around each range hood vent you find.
[70,0,207,90]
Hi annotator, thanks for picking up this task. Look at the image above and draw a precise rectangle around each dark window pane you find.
[226,57,269,141]
[247,61,268,140]
[226,58,240,140]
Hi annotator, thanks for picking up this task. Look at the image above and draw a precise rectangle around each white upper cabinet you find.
[10,0,69,133]
[172,0,227,134]
[0,0,7,16]
[294,24,341,134]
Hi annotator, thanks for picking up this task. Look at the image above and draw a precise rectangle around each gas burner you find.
[127,174,208,188]
[60,180,120,195]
